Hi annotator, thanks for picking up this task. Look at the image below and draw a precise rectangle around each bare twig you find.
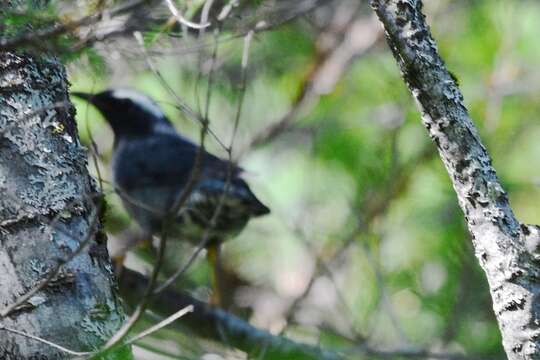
[0,0,148,51]
[89,228,168,358]
[164,0,211,30]
[81,81,106,192]
[138,38,228,151]
[0,326,91,357]
[200,0,215,32]
[125,305,194,345]
[244,12,382,153]
[154,24,229,294]
[155,21,255,297]
[229,29,253,149]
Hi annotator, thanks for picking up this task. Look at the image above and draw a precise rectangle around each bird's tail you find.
[249,197,270,216]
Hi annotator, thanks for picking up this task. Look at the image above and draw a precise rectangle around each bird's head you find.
[72,88,174,137]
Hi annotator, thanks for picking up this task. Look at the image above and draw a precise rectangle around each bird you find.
[72,88,270,306]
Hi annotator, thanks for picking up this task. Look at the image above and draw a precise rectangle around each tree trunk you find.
[371,0,540,358]
[0,52,128,358]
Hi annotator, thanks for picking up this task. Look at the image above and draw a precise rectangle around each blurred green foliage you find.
[57,0,540,358]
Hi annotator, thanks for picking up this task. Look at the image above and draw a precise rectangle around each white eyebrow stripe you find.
[111,89,165,119]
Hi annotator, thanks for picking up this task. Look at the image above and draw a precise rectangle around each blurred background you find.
[34,0,540,358]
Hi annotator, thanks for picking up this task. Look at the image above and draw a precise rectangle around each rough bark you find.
[371,0,540,358]
[120,268,343,360]
[0,52,127,358]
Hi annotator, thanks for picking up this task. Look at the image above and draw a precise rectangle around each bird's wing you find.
[114,132,269,215]
[114,132,239,189]
[114,137,185,188]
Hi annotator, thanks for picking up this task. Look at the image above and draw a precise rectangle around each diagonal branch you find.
[246,11,382,152]
[120,268,343,360]
[370,1,540,359]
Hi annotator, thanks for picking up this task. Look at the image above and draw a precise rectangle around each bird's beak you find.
[71,91,96,103]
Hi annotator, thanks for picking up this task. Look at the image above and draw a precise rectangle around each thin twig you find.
[0,0,148,51]
[155,22,253,296]
[164,0,210,30]
[200,0,215,32]
[229,29,253,150]
[82,81,106,192]
[154,25,227,294]
[138,39,228,151]
[0,326,91,357]
[244,13,382,154]
[125,305,194,345]
[94,231,169,357]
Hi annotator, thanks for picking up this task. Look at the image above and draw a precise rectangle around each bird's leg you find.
[112,254,126,278]
[140,234,154,251]
[206,242,222,307]
[112,230,153,279]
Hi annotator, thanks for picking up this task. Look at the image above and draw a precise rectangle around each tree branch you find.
[119,268,343,360]
[371,1,540,358]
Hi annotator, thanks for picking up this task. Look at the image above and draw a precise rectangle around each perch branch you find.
[120,268,343,360]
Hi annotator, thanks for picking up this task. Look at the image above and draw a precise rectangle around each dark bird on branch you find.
[72,88,270,305]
